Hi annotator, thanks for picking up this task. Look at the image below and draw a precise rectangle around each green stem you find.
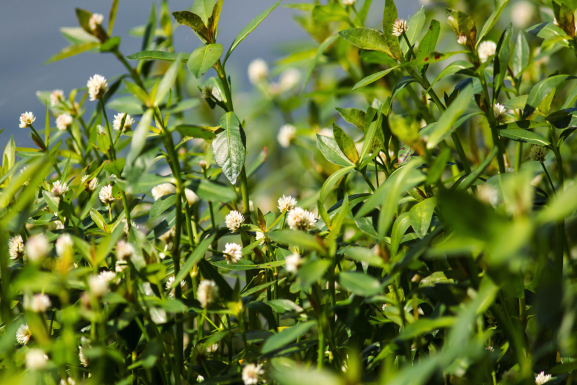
[479,75,506,173]
[541,162,556,193]
[99,99,117,161]
[515,142,523,172]
[113,49,145,89]
[361,168,375,192]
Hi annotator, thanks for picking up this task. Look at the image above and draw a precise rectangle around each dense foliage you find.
[2,0,577,384]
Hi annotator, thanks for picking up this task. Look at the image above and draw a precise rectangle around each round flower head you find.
[9,235,25,260]
[494,103,509,124]
[26,348,48,370]
[206,343,218,353]
[112,113,135,132]
[197,280,218,308]
[278,195,297,212]
[19,112,36,128]
[530,144,548,162]
[87,74,108,101]
[278,68,301,92]
[285,253,302,273]
[159,226,177,244]
[197,375,205,382]
[116,240,135,261]
[78,346,89,367]
[88,274,109,297]
[242,363,264,385]
[166,276,185,298]
[287,207,317,231]
[535,372,552,385]
[392,19,409,37]
[61,378,76,385]
[478,40,497,63]
[122,219,139,235]
[225,210,244,232]
[81,176,99,192]
[49,220,65,231]
[199,160,208,170]
[343,0,356,5]
[99,184,116,205]
[248,59,269,84]
[51,180,69,197]
[151,183,176,200]
[56,114,73,131]
[185,188,199,206]
[277,124,296,148]
[256,231,266,245]
[89,13,104,31]
[50,89,64,106]
[56,234,74,258]
[99,270,117,284]
[26,234,50,263]
[457,35,468,45]
[16,324,31,345]
[512,1,534,28]
[24,293,52,313]
[223,243,243,264]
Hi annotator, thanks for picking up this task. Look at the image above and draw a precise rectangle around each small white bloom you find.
[151,183,176,200]
[392,19,409,37]
[248,59,269,84]
[26,235,50,263]
[159,226,176,244]
[166,276,185,298]
[116,240,135,261]
[197,375,205,382]
[343,0,356,5]
[277,124,296,148]
[529,144,548,162]
[278,195,297,212]
[87,74,108,101]
[26,348,48,370]
[56,114,73,131]
[285,253,302,273]
[60,378,76,385]
[98,270,117,283]
[535,372,552,385]
[256,231,266,245]
[206,343,218,353]
[88,274,109,297]
[494,103,509,124]
[50,90,64,106]
[478,40,497,63]
[225,210,244,232]
[86,177,99,192]
[199,160,208,170]
[51,180,70,197]
[19,112,36,128]
[16,324,31,345]
[287,207,317,231]
[197,280,218,308]
[112,113,135,132]
[78,346,89,367]
[242,363,264,385]
[56,234,74,258]
[457,35,468,45]
[278,68,301,92]
[512,1,534,28]
[185,188,199,206]
[24,293,52,313]
[49,220,65,231]
[99,184,116,204]
[116,260,128,273]
[9,235,25,260]
[318,128,333,138]
[122,218,139,235]
[89,13,104,31]
[223,243,243,265]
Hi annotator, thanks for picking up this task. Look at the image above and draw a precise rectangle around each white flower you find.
[50,90,64,106]
[478,41,497,63]
[112,113,135,132]
[343,0,356,5]
[512,1,534,28]
[88,274,109,297]
[206,343,218,353]
[392,19,408,37]
[529,144,548,162]
[159,226,176,244]
[61,378,76,385]
[199,160,208,170]
[277,124,296,148]
[19,112,36,128]
[49,220,65,231]
[197,280,218,308]
[494,103,509,124]
[78,346,89,367]
[166,276,185,298]
[285,253,302,273]
[56,234,74,258]
[223,243,243,265]
[287,207,317,231]
[26,348,48,370]
[89,13,104,31]
[278,195,297,212]
[185,188,199,206]
[116,260,128,273]
[151,183,176,200]
[51,180,69,197]
[8,235,25,260]
[256,231,266,245]
[56,114,73,131]
[242,363,264,385]
[116,240,135,261]
[87,74,108,101]
[535,372,552,385]
[26,235,50,263]
[278,68,301,92]
[457,35,468,45]
[99,184,116,204]
[16,324,31,345]
[24,293,52,313]
[123,219,139,235]
[248,59,269,84]
[225,210,244,232]
[197,375,205,382]
[81,176,99,192]
[98,270,117,283]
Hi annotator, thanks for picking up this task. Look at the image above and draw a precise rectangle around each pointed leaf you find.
[212,112,246,184]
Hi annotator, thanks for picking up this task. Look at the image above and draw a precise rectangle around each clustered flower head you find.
[9,235,25,260]
[278,195,297,212]
[99,184,116,205]
[166,276,185,298]
[248,59,269,84]
[89,13,104,31]
[392,18,409,37]
[24,293,52,313]
[535,372,552,385]
[185,188,199,206]
[51,180,69,197]
[285,253,302,273]
[530,144,548,162]
[197,280,218,308]
[116,240,135,261]
[287,207,317,231]
[81,175,99,192]
[78,346,89,367]
[225,210,244,232]
[493,103,509,124]
[88,274,109,297]
[50,89,64,106]
[343,0,356,5]
[56,113,73,131]
[49,220,65,231]
[223,242,243,264]
[457,35,468,45]
[242,363,264,385]
[26,234,50,263]
[152,183,176,200]
[159,226,176,244]
[56,234,74,258]
[206,343,218,353]
[277,124,296,148]
[113,113,135,132]
[25,348,48,370]
[87,74,108,101]
[256,231,266,245]
[16,324,31,345]
[19,112,36,128]
[478,40,497,63]
[99,270,117,284]
[277,68,301,93]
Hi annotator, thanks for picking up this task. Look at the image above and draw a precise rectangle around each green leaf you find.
[359,103,384,160]
[397,317,456,340]
[400,6,426,55]
[409,197,436,238]
[332,124,359,164]
[174,125,217,140]
[316,135,355,167]
[272,363,345,385]
[126,51,189,62]
[338,271,382,296]
[499,129,551,147]
[195,179,237,202]
[354,217,379,239]
[511,32,529,77]
[446,8,477,44]
[90,209,108,233]
[523,75,575,118]
[172,11,209,42]
[126,109,154,166]
[149,195,177,222]
[477,0,510,46]
[416,20,441,75]
[493,24,512,98]
[191,0,216,25]
[454,146,498,191]
[390,212,411,257]
[336,108,365,131]
[312,3,349,22]
[268,230,324,252]
[261,321,316,354]
[155,53,183,106]
[212,112,246,185]
[536,181,577,223]
[44,42,100,64]
[174,233,215,284]
[319,166,355,204]
[142,3,157,51]
[352,66,399,90]
[298,259,331,289]
[343,246,386,267]
[338,28,394,56]
[108,0,120,35]
[302,34,340,92]
[430,60,473,87]
[187,44,223,78]
[382,0,402,60]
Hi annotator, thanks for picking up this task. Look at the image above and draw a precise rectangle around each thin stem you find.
[99,99,117,161]
[113,49,145,89]
[515,142,523,172]
[541,162,556,193]
[361,169,375,192]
